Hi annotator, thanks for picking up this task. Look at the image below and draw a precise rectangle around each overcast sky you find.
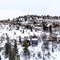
[0,0,60,19]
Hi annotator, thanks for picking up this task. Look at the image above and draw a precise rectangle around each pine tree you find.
[23,40,30,57]
[14,40,18,54]
[52,47,54,52]
[19,36,21,44]
[0,56,1,60]
[5,43,11,58]
[9,41,19,60]
[9,48,16,60]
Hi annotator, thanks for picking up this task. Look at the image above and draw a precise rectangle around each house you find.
[30,35,38,46]
[47,35,57,42]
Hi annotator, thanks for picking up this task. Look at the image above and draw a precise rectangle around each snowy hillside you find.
[0,16,60,60]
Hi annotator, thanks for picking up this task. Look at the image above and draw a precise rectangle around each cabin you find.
[30,35,38,46]
[47,35,57,42]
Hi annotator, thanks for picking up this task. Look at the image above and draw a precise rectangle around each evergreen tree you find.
[24,16,27,21]
[19,36,21,44]
[42,22,47,31]
[47,51,51,58]
[5,43,11,58]
[52,47,54,52]
[0,56,1,60]
[23,40,30,57]
[9,40,19,60]
[49,25,52,33]
[43,56,45,60]
[14,40,18,54]
[9,48,16,60]
[37,52,42,58]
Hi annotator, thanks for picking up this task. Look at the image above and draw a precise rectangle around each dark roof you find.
[47,36,57,41]
[31,35,38,38]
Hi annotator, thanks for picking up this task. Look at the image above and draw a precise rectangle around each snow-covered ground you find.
[0,23,60,60]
